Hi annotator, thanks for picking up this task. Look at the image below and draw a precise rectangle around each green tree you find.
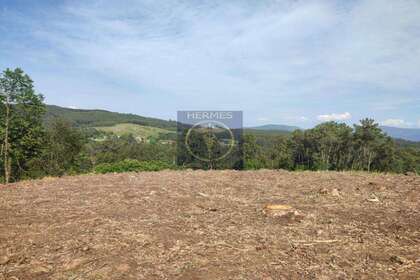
[270,136,293,169]
[352,118,393,171]
[243,134,265,169]
[308,122,353,170]
[39,118,88,176]
[0,68,45,183]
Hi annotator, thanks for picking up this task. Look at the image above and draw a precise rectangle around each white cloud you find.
[381,119,405,127]
[1,0,419,123]
[417,120,420,128]
[257,117,270,122]
[381,119,414,128]
[317,112,351,122]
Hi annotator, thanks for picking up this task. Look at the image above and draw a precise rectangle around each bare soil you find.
[0,170,419,279]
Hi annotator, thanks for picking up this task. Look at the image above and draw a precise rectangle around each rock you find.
[32,265,51,274]
[116,263,130,272]
[64,258,88,271]
[263,204,304,222]
[367,195,380,202]
[30,261,51,274]
[331,189,340,197]
[197,192,209,198]
[82,246,89,252]
[319,188,329,194]
[53,245,62,251]
[390,255,407,265]
[264,204,293,211]
[0,255,10,265]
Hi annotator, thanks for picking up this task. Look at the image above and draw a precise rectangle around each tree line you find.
[243,120,419,173]
[0,68,419,183]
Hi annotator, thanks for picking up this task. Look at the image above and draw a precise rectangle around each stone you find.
[0,255,10,265]
[319,188,329,194]
[367,195,380,202]
[390,255,407,265]
[264,204,304,222]
[331,189,340,197]
[32,265,51,274]
[64,258,88,271]
[116,263,130,272]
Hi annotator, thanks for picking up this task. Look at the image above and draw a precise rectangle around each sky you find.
[1,0,419,128]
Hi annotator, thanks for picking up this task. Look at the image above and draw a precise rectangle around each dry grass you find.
[0,170,419,279]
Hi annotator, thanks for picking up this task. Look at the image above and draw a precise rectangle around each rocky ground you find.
[0,170,419,279]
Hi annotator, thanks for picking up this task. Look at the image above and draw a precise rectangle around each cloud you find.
[0,0,419,125]
[317,112,351,122]
[417,119,420,128]
[257,117,270,122]
[381,119,414,128]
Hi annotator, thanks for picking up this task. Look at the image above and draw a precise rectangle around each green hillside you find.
[45,105,177,129]
[45,105,296,139]
[95,123,175,140]
[244,128,292,136]
[248,124,299,132]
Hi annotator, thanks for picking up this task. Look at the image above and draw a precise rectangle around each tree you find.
[243,134,265,169]
[352,118,393,171]
[270,136,293,169]
[308,122,353,170]
[40,118,88,176]
[290,129,313,170]
[0,68,45,183]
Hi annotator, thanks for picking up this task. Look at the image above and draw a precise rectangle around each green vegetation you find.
[95,123,175,142]
[44,104,177,129]
[0,68,419,182]
[243,120,420,173]
[0,68,45,183]
[27,118,90,178]
[247,124,299,132]
[243,128,291,137]
[94,159,174,174]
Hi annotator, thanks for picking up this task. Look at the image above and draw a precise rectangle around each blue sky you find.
[1,0,419,128]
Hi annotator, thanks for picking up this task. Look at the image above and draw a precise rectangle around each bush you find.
[244,159,266,170]
[94,159,174,174]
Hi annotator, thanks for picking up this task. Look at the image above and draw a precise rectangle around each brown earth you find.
[0,170,419,279]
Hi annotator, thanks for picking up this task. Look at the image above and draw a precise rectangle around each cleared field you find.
[95,123,174,140]
[0,171,419,279]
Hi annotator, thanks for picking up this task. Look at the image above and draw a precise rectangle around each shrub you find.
[94,159,174,174]
[244,159,266,170]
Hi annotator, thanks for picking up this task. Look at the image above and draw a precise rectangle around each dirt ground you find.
[0,170,419,279]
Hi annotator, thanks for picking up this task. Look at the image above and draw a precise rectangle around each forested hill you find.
[44,105,294,135]
[380,126,420,142]
[247,124,300,132]
[44,105,420,142]
[44,105,177,129]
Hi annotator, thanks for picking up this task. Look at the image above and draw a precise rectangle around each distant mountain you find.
[380,126,420,142]
[45,105,177,130]
[248,124,300,132]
